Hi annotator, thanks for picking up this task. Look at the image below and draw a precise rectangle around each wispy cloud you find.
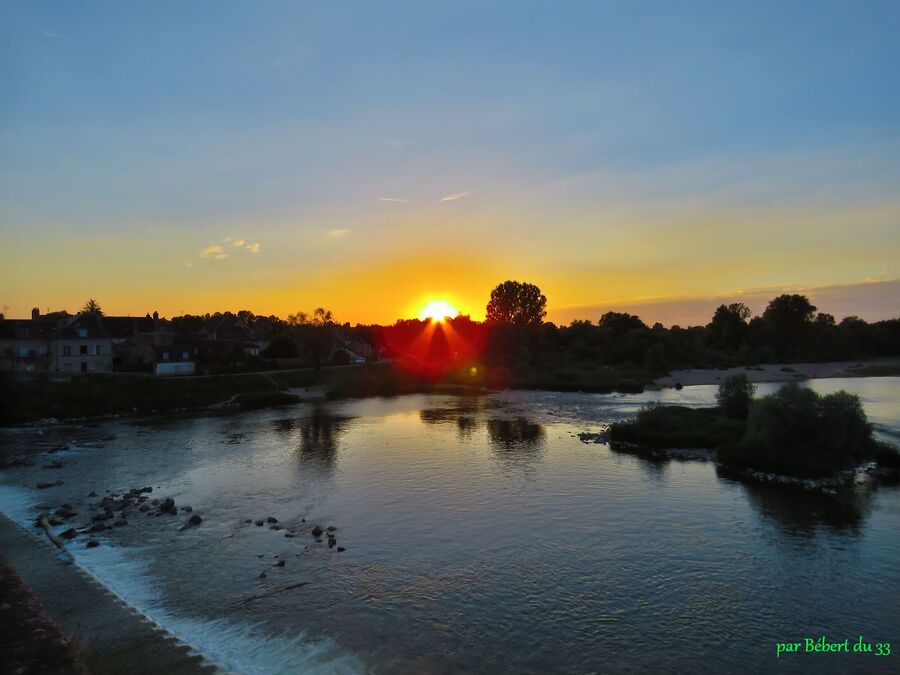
[41,31,60,38]
[438,191,470,202]
[233,239,246,247]
[328,229,349,237]
[245,242,261,253]
[200,245,229,260]
[378,197,410,203]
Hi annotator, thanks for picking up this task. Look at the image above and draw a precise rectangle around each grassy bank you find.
[0,369,320,425]
[0,361,657,425]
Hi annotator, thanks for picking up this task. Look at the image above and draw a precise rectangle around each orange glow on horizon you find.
[417,299,459,323]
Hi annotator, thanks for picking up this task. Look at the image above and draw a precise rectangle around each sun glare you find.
[418,299,458,322]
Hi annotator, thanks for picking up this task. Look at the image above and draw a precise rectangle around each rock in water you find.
[310,525,324,537]
[85,540,100,548]
[59,528,77,540]
[267,516,278,524]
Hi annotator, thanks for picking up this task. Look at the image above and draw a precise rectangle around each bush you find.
[716,374,755,419]
[610,404,745,449]
[720,383,880,477]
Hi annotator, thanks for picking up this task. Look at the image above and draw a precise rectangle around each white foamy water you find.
[0,484,364,675]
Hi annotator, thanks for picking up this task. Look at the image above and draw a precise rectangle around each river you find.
[1,377,898,673]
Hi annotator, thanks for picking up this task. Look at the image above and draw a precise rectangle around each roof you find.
[51,314,112,340]
[0,319,59,340]
[102,316,158,339]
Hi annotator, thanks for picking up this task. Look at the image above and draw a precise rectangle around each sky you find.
[2,1,899,325]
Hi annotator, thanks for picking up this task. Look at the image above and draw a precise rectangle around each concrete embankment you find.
[0,513,217,675]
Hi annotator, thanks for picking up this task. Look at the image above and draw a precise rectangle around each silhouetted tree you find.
[707,303,751,349]
[717,374,755,419]
[763,294,816,356]
[81,298,103,316]
[486,281,547,327]
[597,312,646,335]
[264,333,301,358]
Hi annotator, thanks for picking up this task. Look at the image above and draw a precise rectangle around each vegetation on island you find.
[610,375,900,478]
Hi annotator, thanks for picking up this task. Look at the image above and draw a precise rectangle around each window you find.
[162,351,170,361]
[16,327,28,338]
[182,351,189,360]
[80,345,88,356]
[95,345,102,356]
[18,347,28,358]
[63,345,72,356]
[77,328,88,338]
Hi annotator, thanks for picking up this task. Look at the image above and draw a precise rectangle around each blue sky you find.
[2,2,899,322]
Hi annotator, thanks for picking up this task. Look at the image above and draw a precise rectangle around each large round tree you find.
[485,281,547,327]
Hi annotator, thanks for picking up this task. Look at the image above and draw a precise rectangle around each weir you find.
[0,513,218,674]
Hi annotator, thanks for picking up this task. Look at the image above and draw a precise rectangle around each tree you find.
[81,298,103,316]
[287,311,308,326]
[597,312,646,335]
[707,303,751,349]
[716,374,755,419]
[485,281,547,327]
[762,294,816,355]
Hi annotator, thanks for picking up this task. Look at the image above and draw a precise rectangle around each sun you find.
[418,299,458,322]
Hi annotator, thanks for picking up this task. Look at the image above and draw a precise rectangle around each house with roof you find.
[152,345,197,376]
[51,313,114,374]
[0,309,57,372]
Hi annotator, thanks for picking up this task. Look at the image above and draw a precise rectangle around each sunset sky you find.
[2,2,899,325]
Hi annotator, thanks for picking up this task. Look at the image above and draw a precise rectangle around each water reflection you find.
[419,400,546,466]
[272,407,354,471]
[486,418,545,450]
[734,477,871,537]
[419,398,497,442]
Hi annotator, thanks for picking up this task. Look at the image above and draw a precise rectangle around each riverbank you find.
[3,358,900,427]
[0,514,216,674]
[654,358,900,388]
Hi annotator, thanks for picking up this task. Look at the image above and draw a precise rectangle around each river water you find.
[1,377,898,674]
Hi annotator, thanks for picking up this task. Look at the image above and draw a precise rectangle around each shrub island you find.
[609,375,900,484]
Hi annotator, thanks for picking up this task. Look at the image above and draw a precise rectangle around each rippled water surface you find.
[2,378,899,674]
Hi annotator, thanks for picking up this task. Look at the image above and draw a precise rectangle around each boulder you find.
[310,525,324,537]
[85,540,100,549]
[179,514,202,530]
